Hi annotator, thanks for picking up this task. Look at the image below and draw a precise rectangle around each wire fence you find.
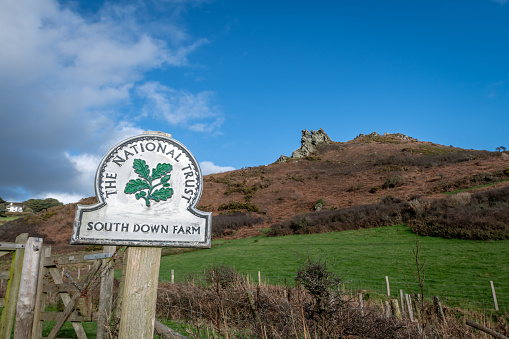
[159,269,508,312]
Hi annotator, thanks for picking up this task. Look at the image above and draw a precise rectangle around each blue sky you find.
[1,0,508,203]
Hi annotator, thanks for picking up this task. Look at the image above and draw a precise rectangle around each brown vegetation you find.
[2,133,509,247]
[155,263,505,338]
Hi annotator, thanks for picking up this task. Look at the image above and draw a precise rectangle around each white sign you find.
[71,132,211,247]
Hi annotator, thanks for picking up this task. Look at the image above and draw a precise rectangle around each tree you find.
[24,198,63,213]
[0,197,6,218]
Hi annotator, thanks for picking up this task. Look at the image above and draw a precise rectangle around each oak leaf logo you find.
[124,159,173,207]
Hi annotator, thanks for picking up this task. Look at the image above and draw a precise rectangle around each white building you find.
[6,202,23,212]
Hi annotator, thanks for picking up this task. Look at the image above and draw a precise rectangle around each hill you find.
[1,130,508,251]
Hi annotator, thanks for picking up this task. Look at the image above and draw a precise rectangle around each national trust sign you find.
[71,132,212,247]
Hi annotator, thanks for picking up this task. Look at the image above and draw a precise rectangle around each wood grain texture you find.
[119,247,162,339]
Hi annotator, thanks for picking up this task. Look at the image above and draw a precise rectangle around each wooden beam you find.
[14,237,43,339]
[0,233,28,339]
[466,319,509,339]
[96,246,116,339]
[31,246,51,339]
[43,251,108,267]
[119,247,162,339]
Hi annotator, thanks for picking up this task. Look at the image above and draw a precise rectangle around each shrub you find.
[212,212,264,238]
[410,186,509,240]
[218,201,259,212]
[382,175,404,189]
[369,186,380,194]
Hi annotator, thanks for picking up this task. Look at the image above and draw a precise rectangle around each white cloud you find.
[200,161,235,175]
[0,0,218,202]
[137,82,223,131]
[64,152,102,189]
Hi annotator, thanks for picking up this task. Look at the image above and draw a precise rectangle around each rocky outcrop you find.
[277,129,332,163]
[354,132,413,141]
[292,128,332,159]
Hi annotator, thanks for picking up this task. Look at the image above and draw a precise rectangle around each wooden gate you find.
[31,246,117,339]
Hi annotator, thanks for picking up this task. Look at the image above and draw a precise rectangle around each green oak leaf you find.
[161,174,171,183]
[152,163,172,179]
[133,159,150,180]
[124,178,150,194]
[151,187,173,202]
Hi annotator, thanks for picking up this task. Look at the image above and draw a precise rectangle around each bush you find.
[410,186,509,240]
[218,201,260,212]
[269,186,509,240]
[382,175,404,189]
[212,212,264,238]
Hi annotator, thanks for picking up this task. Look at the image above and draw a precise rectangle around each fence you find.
[0,236,118,339]
[159,269,508,312]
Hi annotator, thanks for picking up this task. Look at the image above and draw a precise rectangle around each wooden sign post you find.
[72,131,212,337]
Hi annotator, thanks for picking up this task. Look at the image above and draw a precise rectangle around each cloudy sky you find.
[1,0,508,204]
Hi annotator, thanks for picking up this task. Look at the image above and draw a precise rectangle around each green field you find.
[0,216,22,225]
[159,225,509,311]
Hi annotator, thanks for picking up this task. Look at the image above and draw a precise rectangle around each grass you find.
[444,178,509,195]
[159,225,509,311]
[42,321,97,338]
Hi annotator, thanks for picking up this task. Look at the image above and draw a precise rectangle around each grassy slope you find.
[159,225,509,310]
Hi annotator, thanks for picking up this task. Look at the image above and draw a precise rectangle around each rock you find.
[276,155,290,163]
[291,128,332,159]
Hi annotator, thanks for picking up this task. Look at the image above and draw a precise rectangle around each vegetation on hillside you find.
[268,186,509,240]
[24,198,63,213]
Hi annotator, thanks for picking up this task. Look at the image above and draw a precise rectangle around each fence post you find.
[171,269,174,284]
[119,247,162,338]
[31,246,51,339]
[491,281,499,311]
[97,246,116,339]
[433,296,446,324]
[405,294,414,322]
[0,233,28,338]
[385,276,390,296]
[258,271,261,286]
[399,289,405,317]
[391,299,401,319]
[14,237,43,339]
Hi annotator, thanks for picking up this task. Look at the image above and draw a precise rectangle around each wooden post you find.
[97,246,116,339]
[491,281,499,311]
[433,296,446,324]
[399,289,405,317]
[171,269,174,284]
[14,237,43,339]
[384,301,391,318]
[405,294,414,322]
[390,299,401,319]
[0,233,28,338]
[385,276,390,296]
[31,246,51,339]
[258,271,261,286]
[119,247,162,338]
[466,319,509,339]
[116,248,128,323]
